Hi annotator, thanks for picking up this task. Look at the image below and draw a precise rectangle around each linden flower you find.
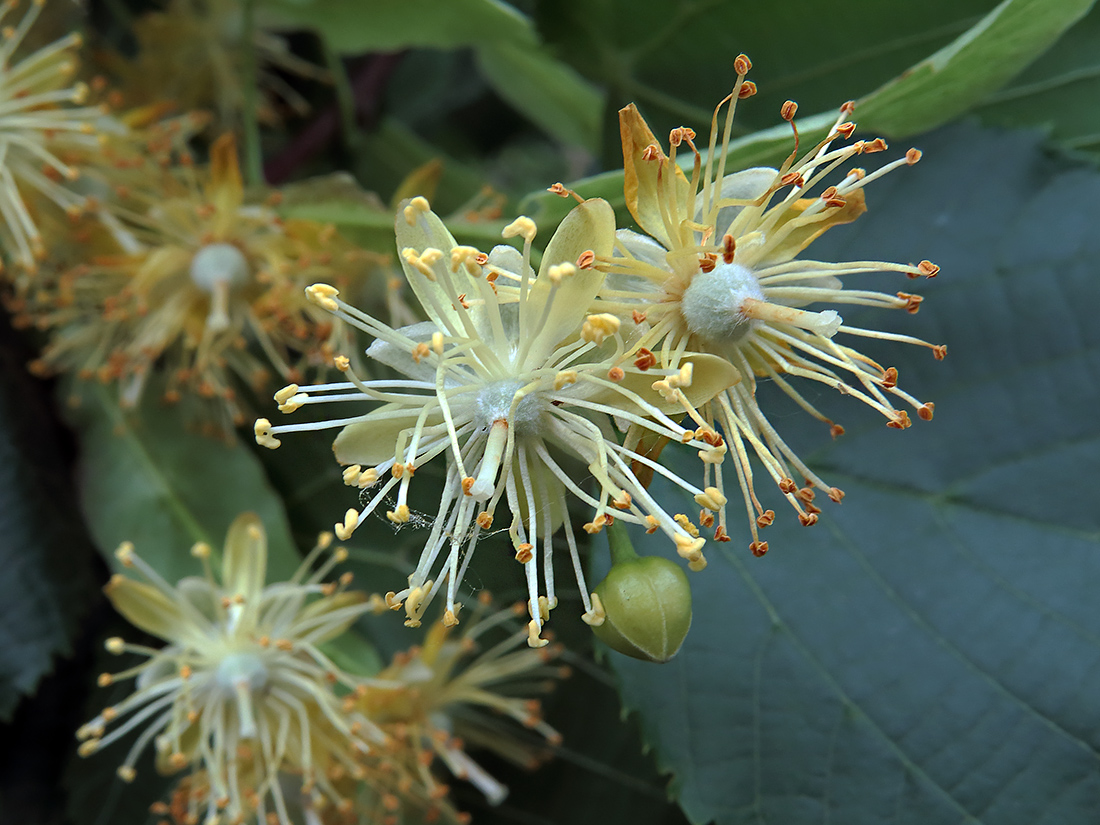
[352,595,567,817]
[29,133,372,429]
[76,514,380,825]
[256,196,738,646]
[106,0,328,129]
[0,0,103,272]
[596,54,945,555]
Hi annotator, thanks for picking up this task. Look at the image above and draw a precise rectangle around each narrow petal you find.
[757,189,867,265]
[333,406,444,466]
[523,198,615,365]
[221,513,268,607]
[620,104,690,250]
[104,576,188,644]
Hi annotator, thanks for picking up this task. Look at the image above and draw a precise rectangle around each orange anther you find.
[781,100,798,121]
[634,348,657,371]
[918,402,935,421]
[756,509,775,528]
[738,81,757,98]
[798,513,818,527]
[882,367,898,389]
[897,292,923,313]
[734,54,752,75]
[750,541,769,557]
[917,260,940,278]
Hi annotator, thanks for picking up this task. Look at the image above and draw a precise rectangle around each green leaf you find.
[523,0,1095,228]
[476,41,603,149]
[261,0,534,53]
[854,0,1098,136]
[974,3,1100,157]
[261,0,603,149]
[0,325,96,720]
[597,123,1100,824]
[62,379,300,583]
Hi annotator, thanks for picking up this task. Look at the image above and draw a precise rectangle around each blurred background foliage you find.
[3,0,1100,823]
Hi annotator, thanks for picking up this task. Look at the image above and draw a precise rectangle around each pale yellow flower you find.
[0,0,102,272]
[257,196,737,645]
[28,134,374,430]
[77,515,379,825]
[596,55,944,554]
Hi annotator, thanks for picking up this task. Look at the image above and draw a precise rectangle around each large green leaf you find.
[975,3,1100,158]
[261,0,604,149]
[595,123,1100,824]
[0,323,96,720]
[523,0,1095,228]
[62,380,301,583]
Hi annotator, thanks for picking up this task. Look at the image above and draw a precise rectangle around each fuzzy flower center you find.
[680,261,765,343]
[474,379,543,435]
[189,242,250,331]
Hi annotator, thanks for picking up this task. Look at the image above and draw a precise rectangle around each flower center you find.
[189,242,250,292]
[680,261,765,343]
[474,379,543,436]
[190,243,250,332]
[215,651,269,692]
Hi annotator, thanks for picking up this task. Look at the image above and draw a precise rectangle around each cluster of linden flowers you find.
[255,54,945,648]
[79,514,566,825]
[0,1,379,431]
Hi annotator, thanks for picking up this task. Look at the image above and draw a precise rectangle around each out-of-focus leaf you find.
[524,0,1095,228]
[62,379,300,583]
[476,41,602,149]
[262,0,603,148]
[854,0,1097,135]
[595,122,1100,824]
[975,3,1100,157]
[0,323,96,720]
[261,0,534,54]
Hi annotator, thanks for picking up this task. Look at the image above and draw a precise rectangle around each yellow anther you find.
[114,541,135,566]
[384,591,403,610]
[674,514,700,538]
[644,515,660,534]
[333,547,349,563]
[502,216,538,243]
[317,531,334,549]
[117,766,136,783]
[273,384,299,405]
[386,504,411,524]
[450,245,482,274]
[105,637,125,654]
[581,592,606,626]
[527,619,549,649]
[342,465,363,486]
[443,609,459,627]
[335,508,359,541]
[401,248,435,279]
[612,491,632,509]
[554,369,578,390]
[78,740,100,757]
[305,283,339,312]
[278,392,307,413]
[699,443,727,464]
[547,262,576,284]
[431,332,444,354]
[694,486,727,511]
[538,595,552,621]
[581,313,621,345]
[674,534,706,562]
[688,556,708,572]
[333,355,350,371]
[190,542,211,559]
[403,196,430,225]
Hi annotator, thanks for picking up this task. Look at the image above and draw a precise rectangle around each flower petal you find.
[104,575,188,644]
[221,513,268,607]
[706,167,778,238]
[620,104,691,251]
[393,199,475,336]
[333,406,445,466]
[583,352,739,417]
[523,198,615,366]
[367,321,441,383]
[295,590,368,644]
[757,188,867,265]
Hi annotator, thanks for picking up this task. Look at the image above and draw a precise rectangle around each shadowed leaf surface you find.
[596,122,1100,825]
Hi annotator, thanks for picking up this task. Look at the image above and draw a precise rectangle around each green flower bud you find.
[591,555,692,663]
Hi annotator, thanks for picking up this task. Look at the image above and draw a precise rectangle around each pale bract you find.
[597,55,945,555]
[257,196,739,646]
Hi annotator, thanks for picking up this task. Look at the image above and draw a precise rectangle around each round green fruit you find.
[591,555,692,663]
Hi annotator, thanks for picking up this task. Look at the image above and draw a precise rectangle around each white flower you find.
[596,55,944,554]
[257,196,738,646]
